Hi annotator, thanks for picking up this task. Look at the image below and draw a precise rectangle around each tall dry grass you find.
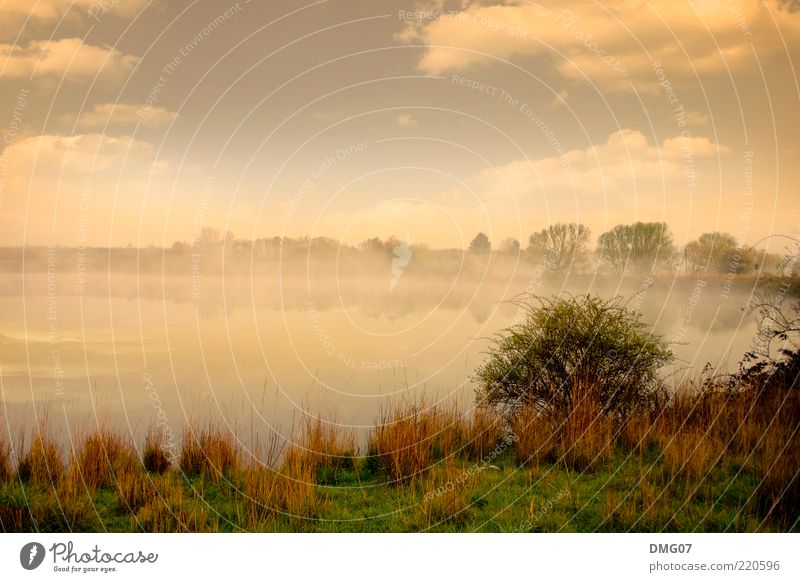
[0,433,11,483]
[242,464,318,526]
[512,386,612,471]
[463,406,504,461]
[0,382,795,532]
[283,414,355,479]
[368,401,470,483]
[143,426,172,474]
[67,430,139,490]
[17,427,64,486]
[178,425,239,482]
[512,405,558,466]
[560,387,613,471]
[133,475,211,532]
[417,458,479,528]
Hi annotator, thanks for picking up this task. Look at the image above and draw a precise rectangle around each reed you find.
[560,389,613,471]
[418,458,477,528]
[243,464,318,526]
[17,428,63,487]
[511,404,558,466]
[369,401,469,483]
[143,426,173,474]
[283,414,356,481]
[0,434,11,483]
[463,406,504,461]
[0,380,795,532]
[67,430,138,490]
[178,425,239,482]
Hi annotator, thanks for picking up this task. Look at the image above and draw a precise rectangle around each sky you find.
[0,0,798,250]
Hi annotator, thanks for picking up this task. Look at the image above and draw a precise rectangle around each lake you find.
[0,267,761,451]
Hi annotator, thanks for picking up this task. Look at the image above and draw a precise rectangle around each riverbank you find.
[1,383,796,533]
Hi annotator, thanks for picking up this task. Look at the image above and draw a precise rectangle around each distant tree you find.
[197,227,221,249]
[684,232,750,274]
[282,236,311,255]
[310,236,340,255]
[527,223,591,274]
[498,238,521,256]
[360,237,401,256]
[597,222,676,275]
[468,232,491,254]
[360,237,383,253]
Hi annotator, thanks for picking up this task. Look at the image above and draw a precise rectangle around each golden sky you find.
[0,0,798,250]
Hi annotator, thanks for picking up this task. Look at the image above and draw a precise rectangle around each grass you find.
[0,385,797,533]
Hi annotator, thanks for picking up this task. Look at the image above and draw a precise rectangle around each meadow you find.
[1,378,796,533]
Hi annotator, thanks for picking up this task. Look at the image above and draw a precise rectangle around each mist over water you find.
[0,258,763,449]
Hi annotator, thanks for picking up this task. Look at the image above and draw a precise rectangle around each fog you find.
[0,251,772,450]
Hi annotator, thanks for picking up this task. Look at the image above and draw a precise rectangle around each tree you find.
[474,294,673,418]
[684,232,750,274]
[597,222,676,275]
[498,238,521,256]
[197,227,221,249]
[527,223,590,275]
[468,232,491,255]
[360,236,401,256]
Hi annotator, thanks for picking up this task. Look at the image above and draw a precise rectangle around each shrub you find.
[474,294,673,419]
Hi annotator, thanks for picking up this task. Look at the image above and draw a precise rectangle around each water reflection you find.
[0,269,761,449]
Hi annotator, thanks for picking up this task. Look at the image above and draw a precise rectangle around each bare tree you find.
[597,222,676,275]
[527,223,590,275]
[498,238,521,256]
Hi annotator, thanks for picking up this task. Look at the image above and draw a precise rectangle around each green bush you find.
[474,294,673,417]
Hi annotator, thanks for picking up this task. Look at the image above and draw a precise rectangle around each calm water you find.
[0,269,760,449]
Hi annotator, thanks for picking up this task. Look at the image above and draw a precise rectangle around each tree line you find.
[468,222,786,276]
[0,223,790,277]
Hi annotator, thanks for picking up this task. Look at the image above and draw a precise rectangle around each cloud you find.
[0,38,138,80]
[2,133,160,173]
[66,103,176,130]
[397,114,419,128]
[0,133,171,244]
[0,0,150,40]
[473,129,728,198]
[402,0,800,91]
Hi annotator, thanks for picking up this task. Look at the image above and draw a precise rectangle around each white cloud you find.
[0,38,138,80]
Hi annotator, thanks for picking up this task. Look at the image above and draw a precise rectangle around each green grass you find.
[0,444,790,533]
[1,388,796,533]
